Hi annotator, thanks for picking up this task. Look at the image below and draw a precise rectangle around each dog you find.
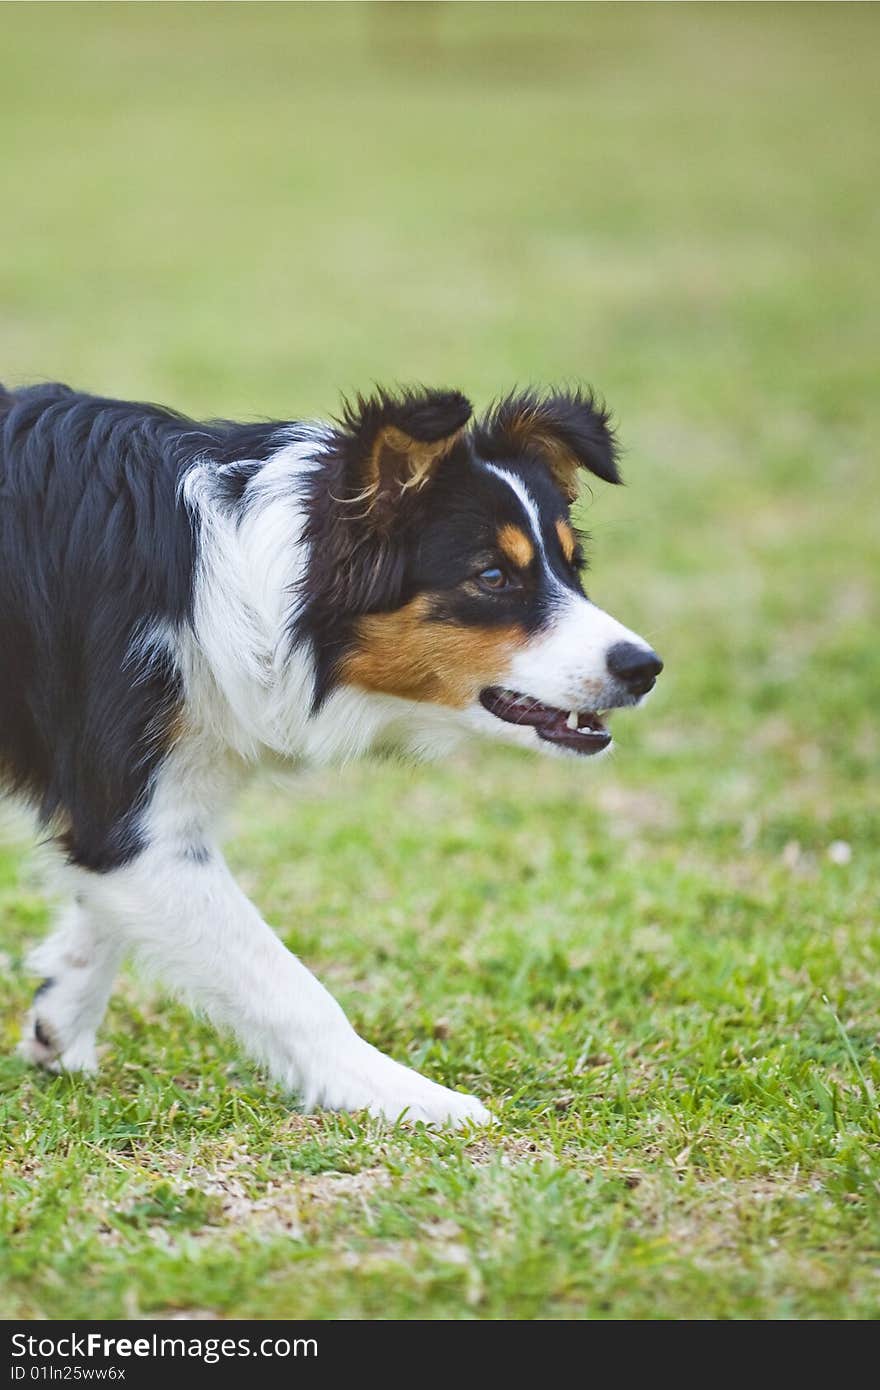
[1,381,662,1125]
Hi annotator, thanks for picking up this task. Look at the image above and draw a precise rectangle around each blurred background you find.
[1,0,878,1322]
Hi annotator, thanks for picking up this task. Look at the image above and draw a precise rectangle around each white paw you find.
[309,1040,493,1129]
[367,1082,492,1129]
[17,1027,58,1070]
[18,1009,97,1075]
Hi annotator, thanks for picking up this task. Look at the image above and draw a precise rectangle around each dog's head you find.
[301,385,662,758]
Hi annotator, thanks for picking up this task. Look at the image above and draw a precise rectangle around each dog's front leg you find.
[86,845,490,1127]
[19,896,124,1073]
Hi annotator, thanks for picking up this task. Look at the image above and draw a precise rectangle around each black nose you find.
[606,642,663,697]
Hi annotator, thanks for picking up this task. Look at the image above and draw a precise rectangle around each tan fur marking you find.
[555,518,576,563]
[164,704,189,749]
[340,597,525,708]
[503,408,580,500]
[365,423,467,498]
[497,523,535,571]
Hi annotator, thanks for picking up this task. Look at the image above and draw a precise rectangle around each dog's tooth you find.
[566,710,579,730]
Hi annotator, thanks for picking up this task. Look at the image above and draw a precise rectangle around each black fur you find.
[297,387,475,707]
[0,383,286,870]
[472,387,621,489]
[337,386,473,459]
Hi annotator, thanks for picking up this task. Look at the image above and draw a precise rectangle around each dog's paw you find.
[368,1082,492,1129]
[18,991,98,1075]
[18,1029,98,1075]
[17,1018,60,1070]
[309,1040,492,1129]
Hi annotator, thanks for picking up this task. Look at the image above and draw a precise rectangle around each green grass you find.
[1,2,878,1319]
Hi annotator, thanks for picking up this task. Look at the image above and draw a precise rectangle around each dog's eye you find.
[477,567,510,592]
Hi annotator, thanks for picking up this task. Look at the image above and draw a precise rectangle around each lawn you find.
[1,2,878,1320]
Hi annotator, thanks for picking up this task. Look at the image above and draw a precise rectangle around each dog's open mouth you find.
[479,687,611,755]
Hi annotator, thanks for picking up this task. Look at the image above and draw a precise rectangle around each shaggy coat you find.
[1,382,661,1124]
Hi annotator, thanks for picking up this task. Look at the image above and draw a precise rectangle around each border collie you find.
[1,382,662,1126]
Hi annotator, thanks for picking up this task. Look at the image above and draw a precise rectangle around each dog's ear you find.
[472,388,620,501]
[334,387,472,527]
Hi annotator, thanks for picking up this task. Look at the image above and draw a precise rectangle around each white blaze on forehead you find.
[482,463,549,563]
[482,463,578,607]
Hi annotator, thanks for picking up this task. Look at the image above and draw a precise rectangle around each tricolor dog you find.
[1,382,662,1125]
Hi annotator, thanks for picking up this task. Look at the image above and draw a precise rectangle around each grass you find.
[1,1,878,1319]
